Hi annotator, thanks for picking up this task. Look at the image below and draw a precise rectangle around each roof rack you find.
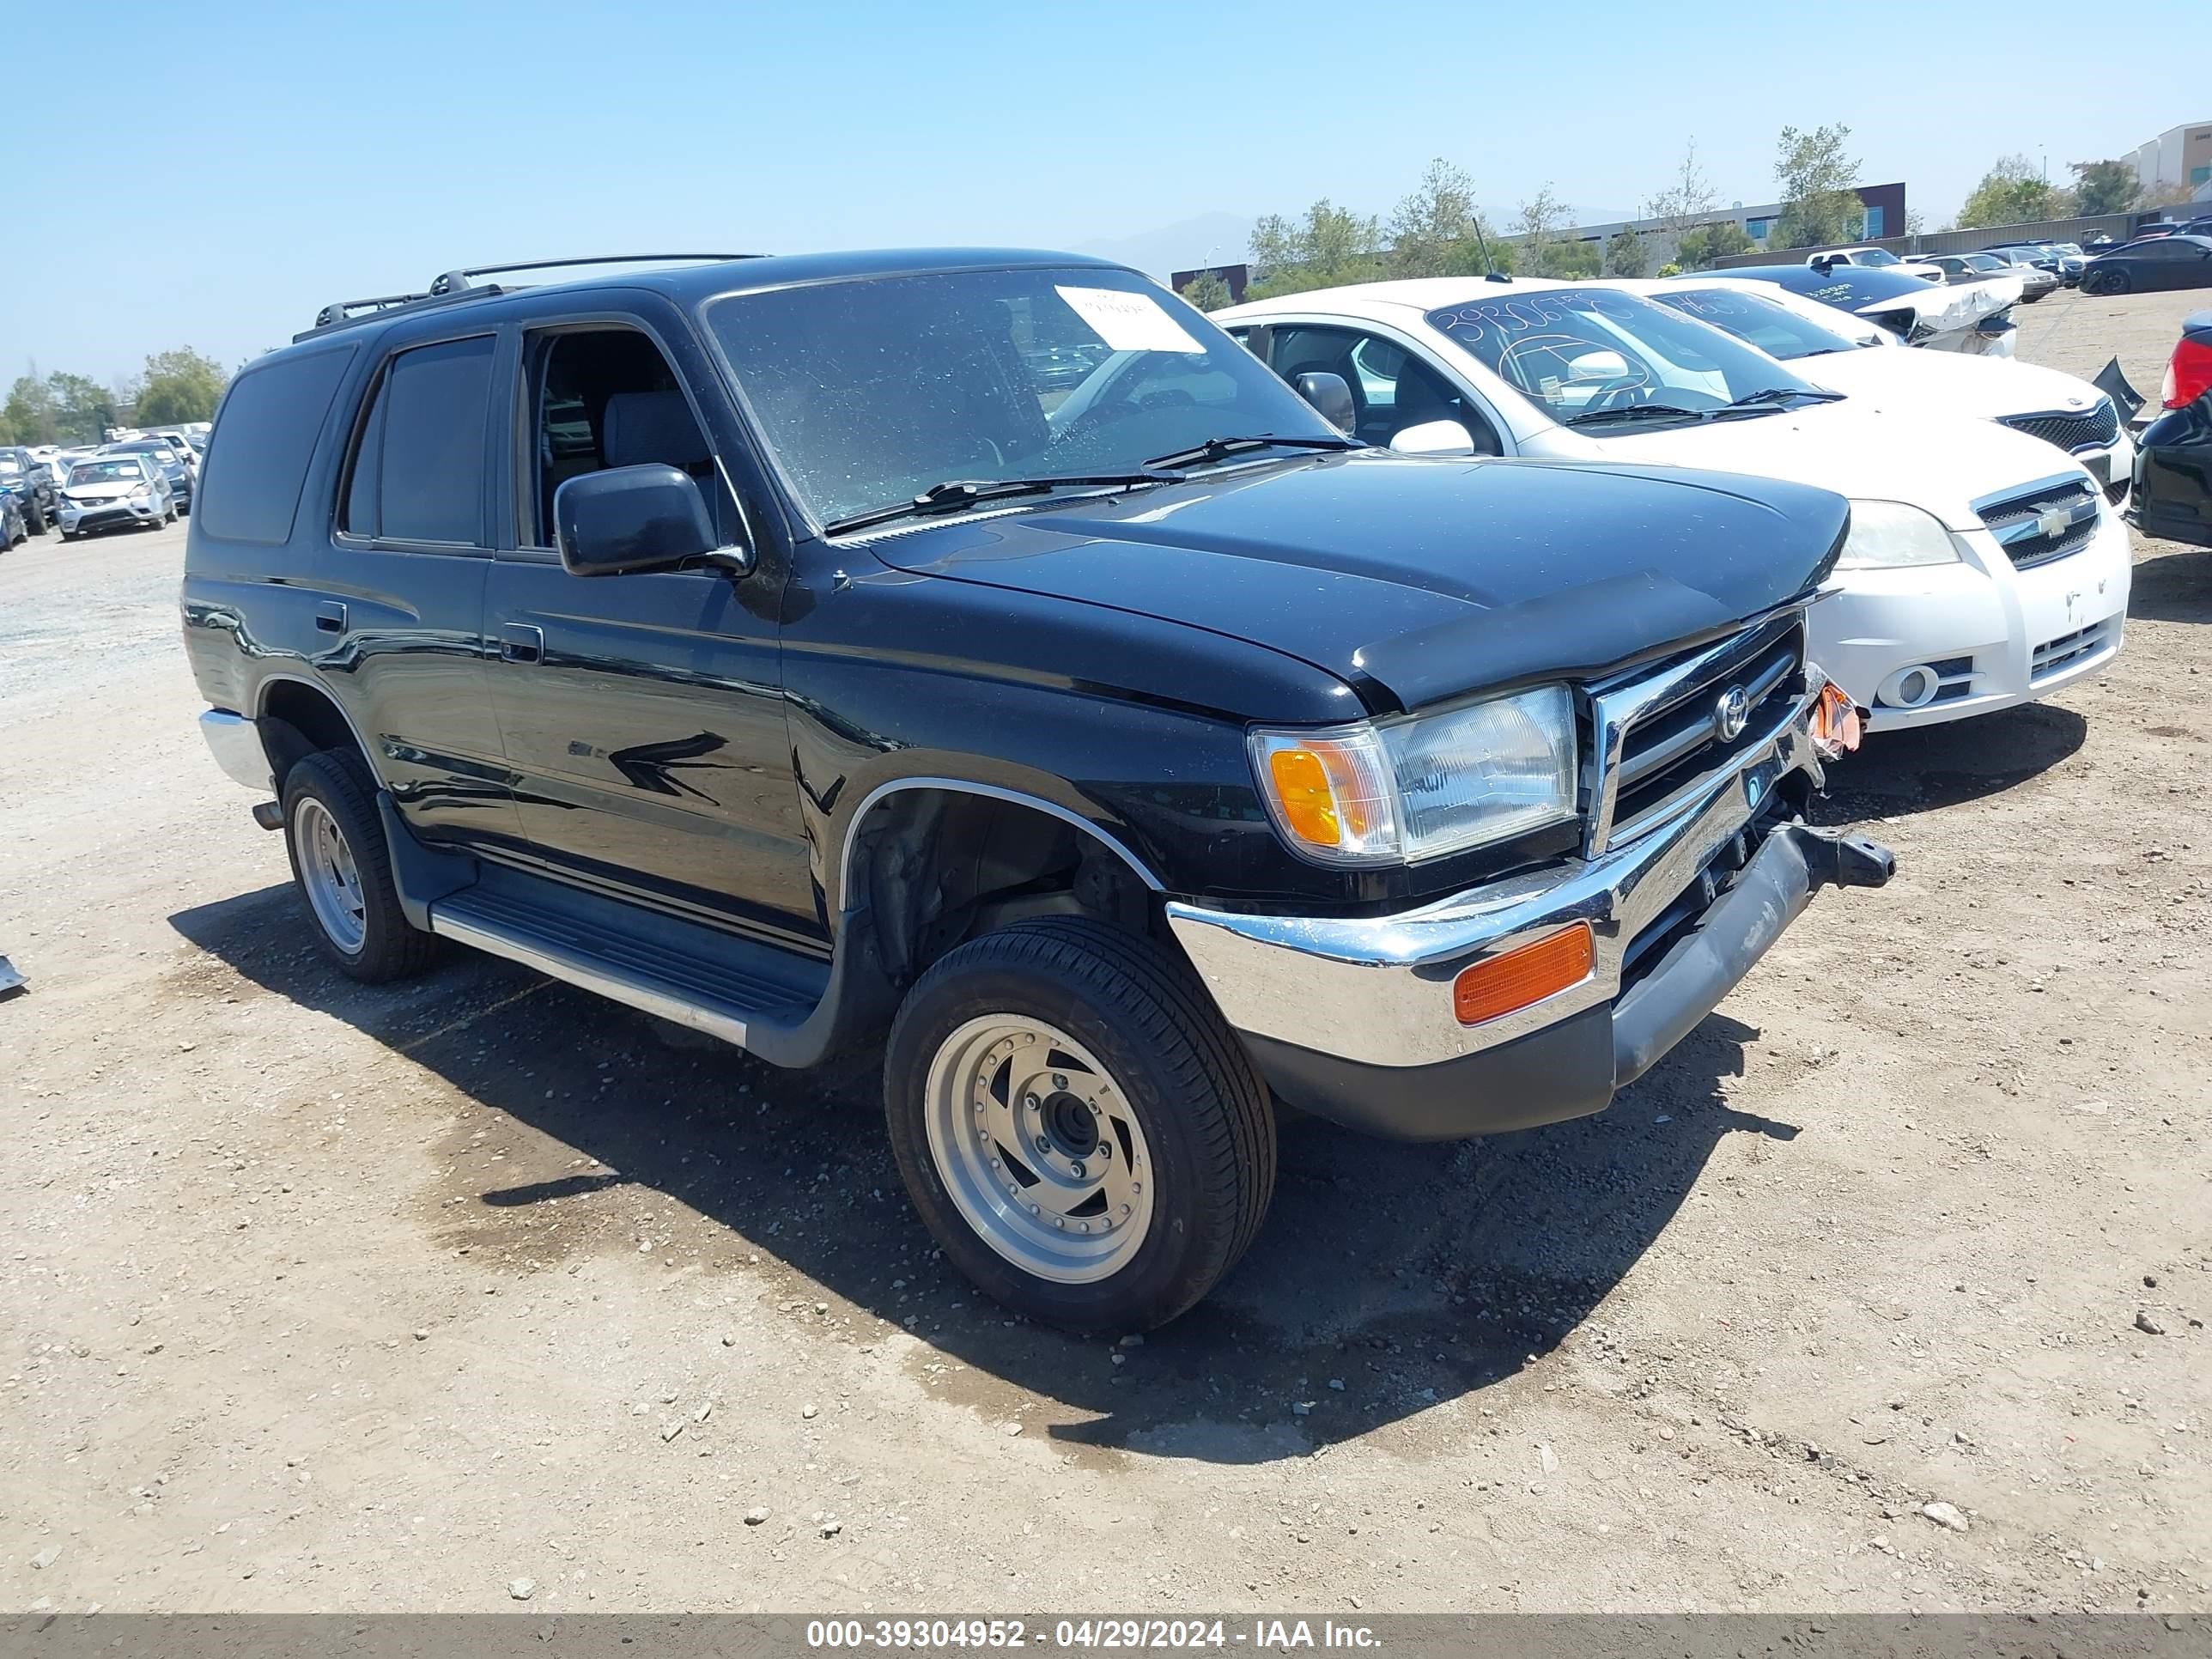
[301,253,767,342]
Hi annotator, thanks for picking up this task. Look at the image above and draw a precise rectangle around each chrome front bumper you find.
[1167,686,1835,1073]
[199,709,273,793]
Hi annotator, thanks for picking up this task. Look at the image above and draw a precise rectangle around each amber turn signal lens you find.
[1452,922,1595,1027]
[1809,681,1863,758]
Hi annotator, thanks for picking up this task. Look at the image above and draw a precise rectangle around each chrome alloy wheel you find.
[293,795,367,953]
[922,1016,1155,1284]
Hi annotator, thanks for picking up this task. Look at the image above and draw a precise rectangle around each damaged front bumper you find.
[1168,688,1893,1140]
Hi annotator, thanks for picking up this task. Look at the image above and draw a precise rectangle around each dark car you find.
[0,446,57,533]
[0,488,24,550]
[182,249,1891,1331]
[2131,309,2212,547]
[2082,235,2212,295]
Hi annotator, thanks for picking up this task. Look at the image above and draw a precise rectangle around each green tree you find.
[1956,155,2072,230]
[1177,270,1232,312]
[46,373,113,444]
[1246,198,1385,298]
[1514,183,1565,265]
[2068,160,2139,216]
[1673,220,1754,270]
[1603,228,1648,276]
[1534,239,1601,278]
[4,372,59,445]
[1388,157,1483,277]
[1771,123,1863,249]
[1643,139,1715,268]
[135,348,228,425]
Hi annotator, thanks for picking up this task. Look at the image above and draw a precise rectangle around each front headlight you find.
[1250,684,1578,866]
[1835,499,1963,569]
[130,485,153,501]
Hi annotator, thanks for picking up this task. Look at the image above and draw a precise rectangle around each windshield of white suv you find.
[703,266,1342,529]
[1853,249,1902,266]
[1424,287,1827,429]
[1651,287,1869,361]
[0,459,21,477]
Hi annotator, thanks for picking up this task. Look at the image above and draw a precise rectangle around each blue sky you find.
[7,0,2204,383]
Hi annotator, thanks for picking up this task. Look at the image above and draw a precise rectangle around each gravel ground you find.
[1,289,2206,1616]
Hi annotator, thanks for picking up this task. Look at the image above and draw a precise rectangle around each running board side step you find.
[376,787,899,1071]
[429,901,756,1048]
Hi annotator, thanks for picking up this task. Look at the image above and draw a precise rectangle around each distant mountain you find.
[1071,212,1258,278]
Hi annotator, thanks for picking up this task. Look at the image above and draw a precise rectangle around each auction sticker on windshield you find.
[1056,286,1205,354]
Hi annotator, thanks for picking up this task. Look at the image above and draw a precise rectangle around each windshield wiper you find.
[1720,386,1847,410]
[821,471,1186,536]
[1561,403,1710,428]
[1140,433,1362,470]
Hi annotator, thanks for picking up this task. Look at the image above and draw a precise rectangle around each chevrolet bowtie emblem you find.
[2037,506,2074,538]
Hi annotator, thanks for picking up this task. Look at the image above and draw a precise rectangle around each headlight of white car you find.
[1250,685,1578,866]
[1836,499,1963,569]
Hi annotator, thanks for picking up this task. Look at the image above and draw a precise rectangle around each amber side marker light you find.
[1453,922,1596,1027]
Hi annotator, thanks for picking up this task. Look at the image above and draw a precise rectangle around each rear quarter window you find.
[196,342,356,544]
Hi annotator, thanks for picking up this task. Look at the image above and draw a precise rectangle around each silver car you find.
[58,453,176,539]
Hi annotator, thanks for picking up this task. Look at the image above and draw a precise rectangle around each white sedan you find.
[1214,276,2130,731]
[1594,276,2135,503]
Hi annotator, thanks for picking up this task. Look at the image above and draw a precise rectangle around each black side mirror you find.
[1293,371,1356,434]
[1810,255,1837,274]
[554,464,726,577]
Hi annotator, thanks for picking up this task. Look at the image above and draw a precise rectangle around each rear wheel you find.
[281,750,439,983]
[23,499,46,535]
[884,917,1274,1332]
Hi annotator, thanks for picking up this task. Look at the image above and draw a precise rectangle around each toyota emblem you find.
[1714,684,1751,742]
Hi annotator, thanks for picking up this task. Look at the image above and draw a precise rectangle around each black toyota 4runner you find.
[184,251,1892,1330]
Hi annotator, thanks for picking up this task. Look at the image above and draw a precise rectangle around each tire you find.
[884,916,1275,1332]
[280,749,439,983]
[2089,270,2130,296]
[23,499,46,535]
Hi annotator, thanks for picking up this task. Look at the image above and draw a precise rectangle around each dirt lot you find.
[3,287,2207,1616]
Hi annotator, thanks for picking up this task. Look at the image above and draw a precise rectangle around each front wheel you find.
[884,917,1275,1333]
[282,750,439,982]
[23,500,46,535]
[2088,270,2130,295]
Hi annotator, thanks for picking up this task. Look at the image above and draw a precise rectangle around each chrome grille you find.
[1977,474,2101,571]
[1998,399,2120,455]
[1583,613,1805,856]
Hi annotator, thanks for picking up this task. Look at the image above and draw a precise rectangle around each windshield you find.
[1651,287,1869,361]
[1422,286,1821,428]
[71,459,143,484]
[702,265,1337,528]
[0,459,21,477]
[1853,248,1902,266]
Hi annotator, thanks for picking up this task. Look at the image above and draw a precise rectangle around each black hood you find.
[861,450,1848,713]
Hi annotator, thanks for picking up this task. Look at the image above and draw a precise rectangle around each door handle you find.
[315,602,347,633]
[499,623,545,665]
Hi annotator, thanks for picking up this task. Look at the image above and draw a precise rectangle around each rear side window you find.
[196,343,355,544]
[339,335,495,545]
